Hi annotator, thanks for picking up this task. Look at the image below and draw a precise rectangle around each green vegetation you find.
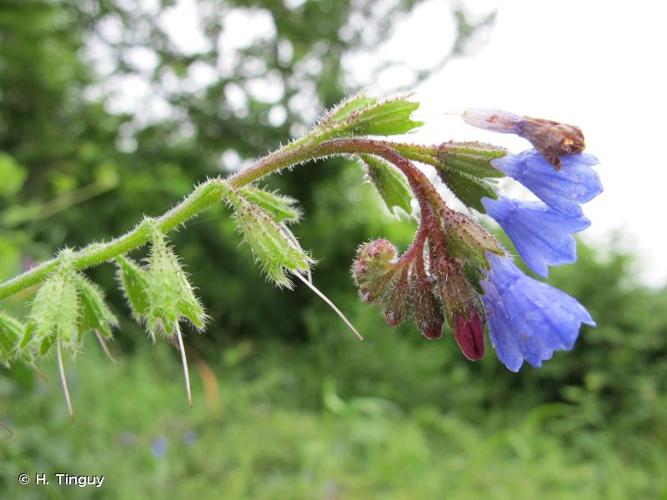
[1,1,665,498]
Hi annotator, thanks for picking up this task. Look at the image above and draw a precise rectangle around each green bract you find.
[144,230,207,338]
[76,275,118,339]
[29,262,80,355]
[226,188,312,288]
[116,255,150,321]
[0,312,24,367]
[240,186,302,224]
[360,155,413,216]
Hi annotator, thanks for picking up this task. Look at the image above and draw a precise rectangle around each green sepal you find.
[240,186,301,224]
[439,169,498,212]
[29,264,80,354]
[437,142,507,178]
[441,209,503,269]
[115,255,151,321]
[145,231,207,338]
[434,142,506,212]
[76,275,118,339]
[226,188,312,288]
[316,95,423,139]
[0,312,24,366]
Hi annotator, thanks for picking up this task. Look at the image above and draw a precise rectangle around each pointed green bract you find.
[0,312,24,366]
[76,275,118,339]
[226,188,312,288]
[360,155,413,216]
[240,186,302,224]
[29,264,80,354]
[316,95,423,139]
[145,231,206,337]
[116,255,151,321]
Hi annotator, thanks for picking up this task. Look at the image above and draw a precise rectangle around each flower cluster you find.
[353,109,602,370]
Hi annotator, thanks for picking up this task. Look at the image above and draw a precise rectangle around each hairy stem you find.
[0,137,430,301]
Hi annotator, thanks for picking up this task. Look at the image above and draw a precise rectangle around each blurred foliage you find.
[1,0,666,498]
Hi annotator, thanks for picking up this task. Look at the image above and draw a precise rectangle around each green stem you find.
[0,137,429,301]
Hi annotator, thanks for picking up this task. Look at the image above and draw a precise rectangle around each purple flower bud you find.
[352,239,399,303]
[454,311,485,361]
[410,258,444,340]
[482,196,590,277]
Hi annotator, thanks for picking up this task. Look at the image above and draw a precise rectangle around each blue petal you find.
[482,196,590,277]
[482,254,596,370]
[493,149,602,217]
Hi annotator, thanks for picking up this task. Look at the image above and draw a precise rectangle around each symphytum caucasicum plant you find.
[0,96,602,415]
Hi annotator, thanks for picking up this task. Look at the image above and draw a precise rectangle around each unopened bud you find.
[454,311,485,361]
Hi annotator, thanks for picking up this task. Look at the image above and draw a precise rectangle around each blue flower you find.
[492,149,602,216]
[482,196,590,277]
[481,254,595,371]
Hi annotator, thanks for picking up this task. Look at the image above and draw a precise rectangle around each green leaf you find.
[439,168,498,213]
[226,188,312,288]
[359,155,413,216]
[116,256,151,321]
[321,94,378,125]
[76,275,119,339]
[145,231,207,337]
[0,312,24,366]
[316,95,423,139]
[240,186,302,223]
[351,98,423,136]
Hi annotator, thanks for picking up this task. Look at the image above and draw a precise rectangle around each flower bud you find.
[409,260,443,340]
[454,311,485,361]
[440,207,502,269]
[352,239,400,304]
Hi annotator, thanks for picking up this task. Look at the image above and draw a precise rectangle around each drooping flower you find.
[482,196,590,277]
[481,253,595,371]
[492,149,602,217]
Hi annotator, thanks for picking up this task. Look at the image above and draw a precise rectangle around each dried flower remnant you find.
[463,109,585,169]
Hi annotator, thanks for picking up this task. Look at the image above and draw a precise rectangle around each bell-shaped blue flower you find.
[481,254,595,371]
[492,149,602,216]
[482,196,590,277]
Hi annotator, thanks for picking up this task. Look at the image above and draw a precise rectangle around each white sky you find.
[107,0,667,286]
[394,0,667,286]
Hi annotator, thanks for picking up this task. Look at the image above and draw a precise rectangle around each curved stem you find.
[0,137,434,301]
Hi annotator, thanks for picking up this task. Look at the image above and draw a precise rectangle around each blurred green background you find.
[1,1,665,498]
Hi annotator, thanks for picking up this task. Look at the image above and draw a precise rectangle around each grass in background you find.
[2,336,665,500]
